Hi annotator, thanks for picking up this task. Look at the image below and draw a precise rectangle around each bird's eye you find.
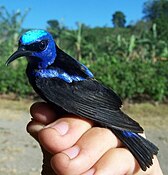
[23,40,48,52]
[39,40,48,51]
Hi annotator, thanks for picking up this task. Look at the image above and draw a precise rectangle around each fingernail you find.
[51,122,69,135]
[63,145,80,159]
[85,168,95,175]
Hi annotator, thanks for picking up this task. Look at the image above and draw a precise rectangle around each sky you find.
[1,0,147,29]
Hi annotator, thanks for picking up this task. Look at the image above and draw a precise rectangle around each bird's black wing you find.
[50,46,90,78]
[35,77,143,133]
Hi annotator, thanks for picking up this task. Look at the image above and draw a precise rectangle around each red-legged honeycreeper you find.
[6,29,158,171]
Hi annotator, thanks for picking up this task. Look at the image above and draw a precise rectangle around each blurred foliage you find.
[0,6,33,97]
[47,19,66,46]
[89,57,168,101]
[0,1,168,101]
[143,0,168,40]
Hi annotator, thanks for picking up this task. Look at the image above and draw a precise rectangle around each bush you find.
[0,59,33,97]
[88,57,168,101]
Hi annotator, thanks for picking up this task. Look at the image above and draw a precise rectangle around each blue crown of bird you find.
[6,29,159,171]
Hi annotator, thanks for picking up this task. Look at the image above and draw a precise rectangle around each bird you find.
[6,29,158,171]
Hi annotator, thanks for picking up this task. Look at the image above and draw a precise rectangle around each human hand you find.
[27,102,163,175]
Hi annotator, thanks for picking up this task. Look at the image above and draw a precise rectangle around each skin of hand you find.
[27,102,163,175]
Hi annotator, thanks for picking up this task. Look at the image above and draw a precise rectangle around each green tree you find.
[0,6,29,52]
[47,19,66,45]
[112,11,126,28]
[143,0,168,39]
[63,23,85,61]
[0,6,32,96]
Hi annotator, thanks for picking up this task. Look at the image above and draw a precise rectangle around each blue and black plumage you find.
[6,29,158,171]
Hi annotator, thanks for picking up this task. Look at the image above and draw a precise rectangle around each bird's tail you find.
[112,129,159,171]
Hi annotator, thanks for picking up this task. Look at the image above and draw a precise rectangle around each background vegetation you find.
[0,0,168,102]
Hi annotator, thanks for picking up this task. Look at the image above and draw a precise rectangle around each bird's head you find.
[6,29,56,69]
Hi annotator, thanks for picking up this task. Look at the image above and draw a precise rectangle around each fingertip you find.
[26,120,44,140]
[38,128,60,154]
[50,153,70,174]
[30,102,57,124]
[27,120,44,133]
[30,102,46,116]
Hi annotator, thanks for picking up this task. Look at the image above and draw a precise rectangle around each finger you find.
[50,127,122,175]
[27,102,58,140]
[38,114,93,154]
[26,120,45,140]
[81,148,138,175]
[30,102,57,124]
[83,149,160,175]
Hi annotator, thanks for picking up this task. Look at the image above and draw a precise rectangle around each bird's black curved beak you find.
[6,47,32,66]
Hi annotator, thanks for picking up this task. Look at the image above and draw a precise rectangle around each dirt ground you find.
[0,99,167,174]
